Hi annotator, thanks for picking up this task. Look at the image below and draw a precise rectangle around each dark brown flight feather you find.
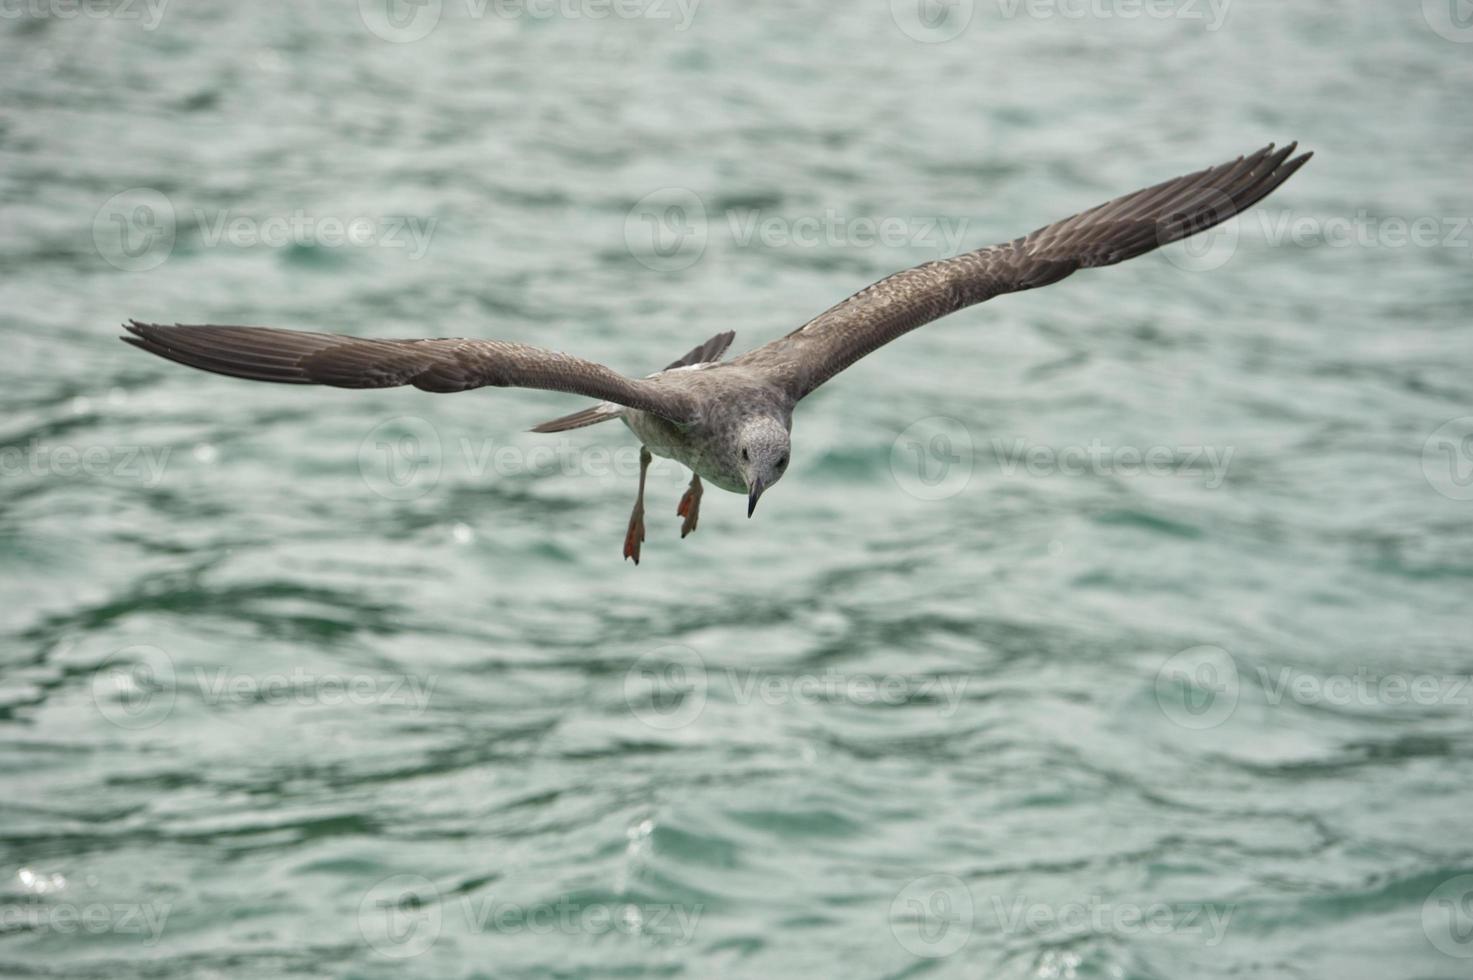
[733,142,1312,399]
[122,144,1312,435]
[121,320,702,423]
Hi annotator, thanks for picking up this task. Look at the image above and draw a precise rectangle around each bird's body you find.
[621,364,792,495]
[121,142,1313,563]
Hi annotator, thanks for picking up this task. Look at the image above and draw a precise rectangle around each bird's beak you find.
[747,479,764,518]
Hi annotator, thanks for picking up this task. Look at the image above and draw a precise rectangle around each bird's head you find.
[737,416,790,517]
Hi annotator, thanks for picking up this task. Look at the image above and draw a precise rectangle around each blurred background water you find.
[2,1,1472,977]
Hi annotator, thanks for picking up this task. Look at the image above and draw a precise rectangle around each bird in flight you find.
[124,142,1311,563]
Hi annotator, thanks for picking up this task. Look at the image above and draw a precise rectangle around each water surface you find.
[2,2,1472,977]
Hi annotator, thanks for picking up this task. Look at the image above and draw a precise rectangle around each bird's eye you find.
[777,455,788,468]
[741,448,749,461]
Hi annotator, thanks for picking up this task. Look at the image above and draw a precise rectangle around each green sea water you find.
[2,1,1472,977]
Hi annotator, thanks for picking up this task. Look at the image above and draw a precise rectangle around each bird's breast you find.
[622,411,745,494]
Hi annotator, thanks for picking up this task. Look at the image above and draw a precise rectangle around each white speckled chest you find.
[620,364,792,495]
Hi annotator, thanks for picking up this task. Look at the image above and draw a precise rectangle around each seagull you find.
[123,142,1311,563]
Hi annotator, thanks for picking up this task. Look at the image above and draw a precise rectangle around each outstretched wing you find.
[121,321,701,423]
[734,142,1312,400]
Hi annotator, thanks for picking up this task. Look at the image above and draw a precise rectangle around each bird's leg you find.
[677,473,703,539]
[623,446,651,564]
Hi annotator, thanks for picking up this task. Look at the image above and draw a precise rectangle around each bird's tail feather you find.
[530,402,623,433]
[662,330,735,371]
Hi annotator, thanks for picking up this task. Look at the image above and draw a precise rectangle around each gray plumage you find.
[122,142,1312,562]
